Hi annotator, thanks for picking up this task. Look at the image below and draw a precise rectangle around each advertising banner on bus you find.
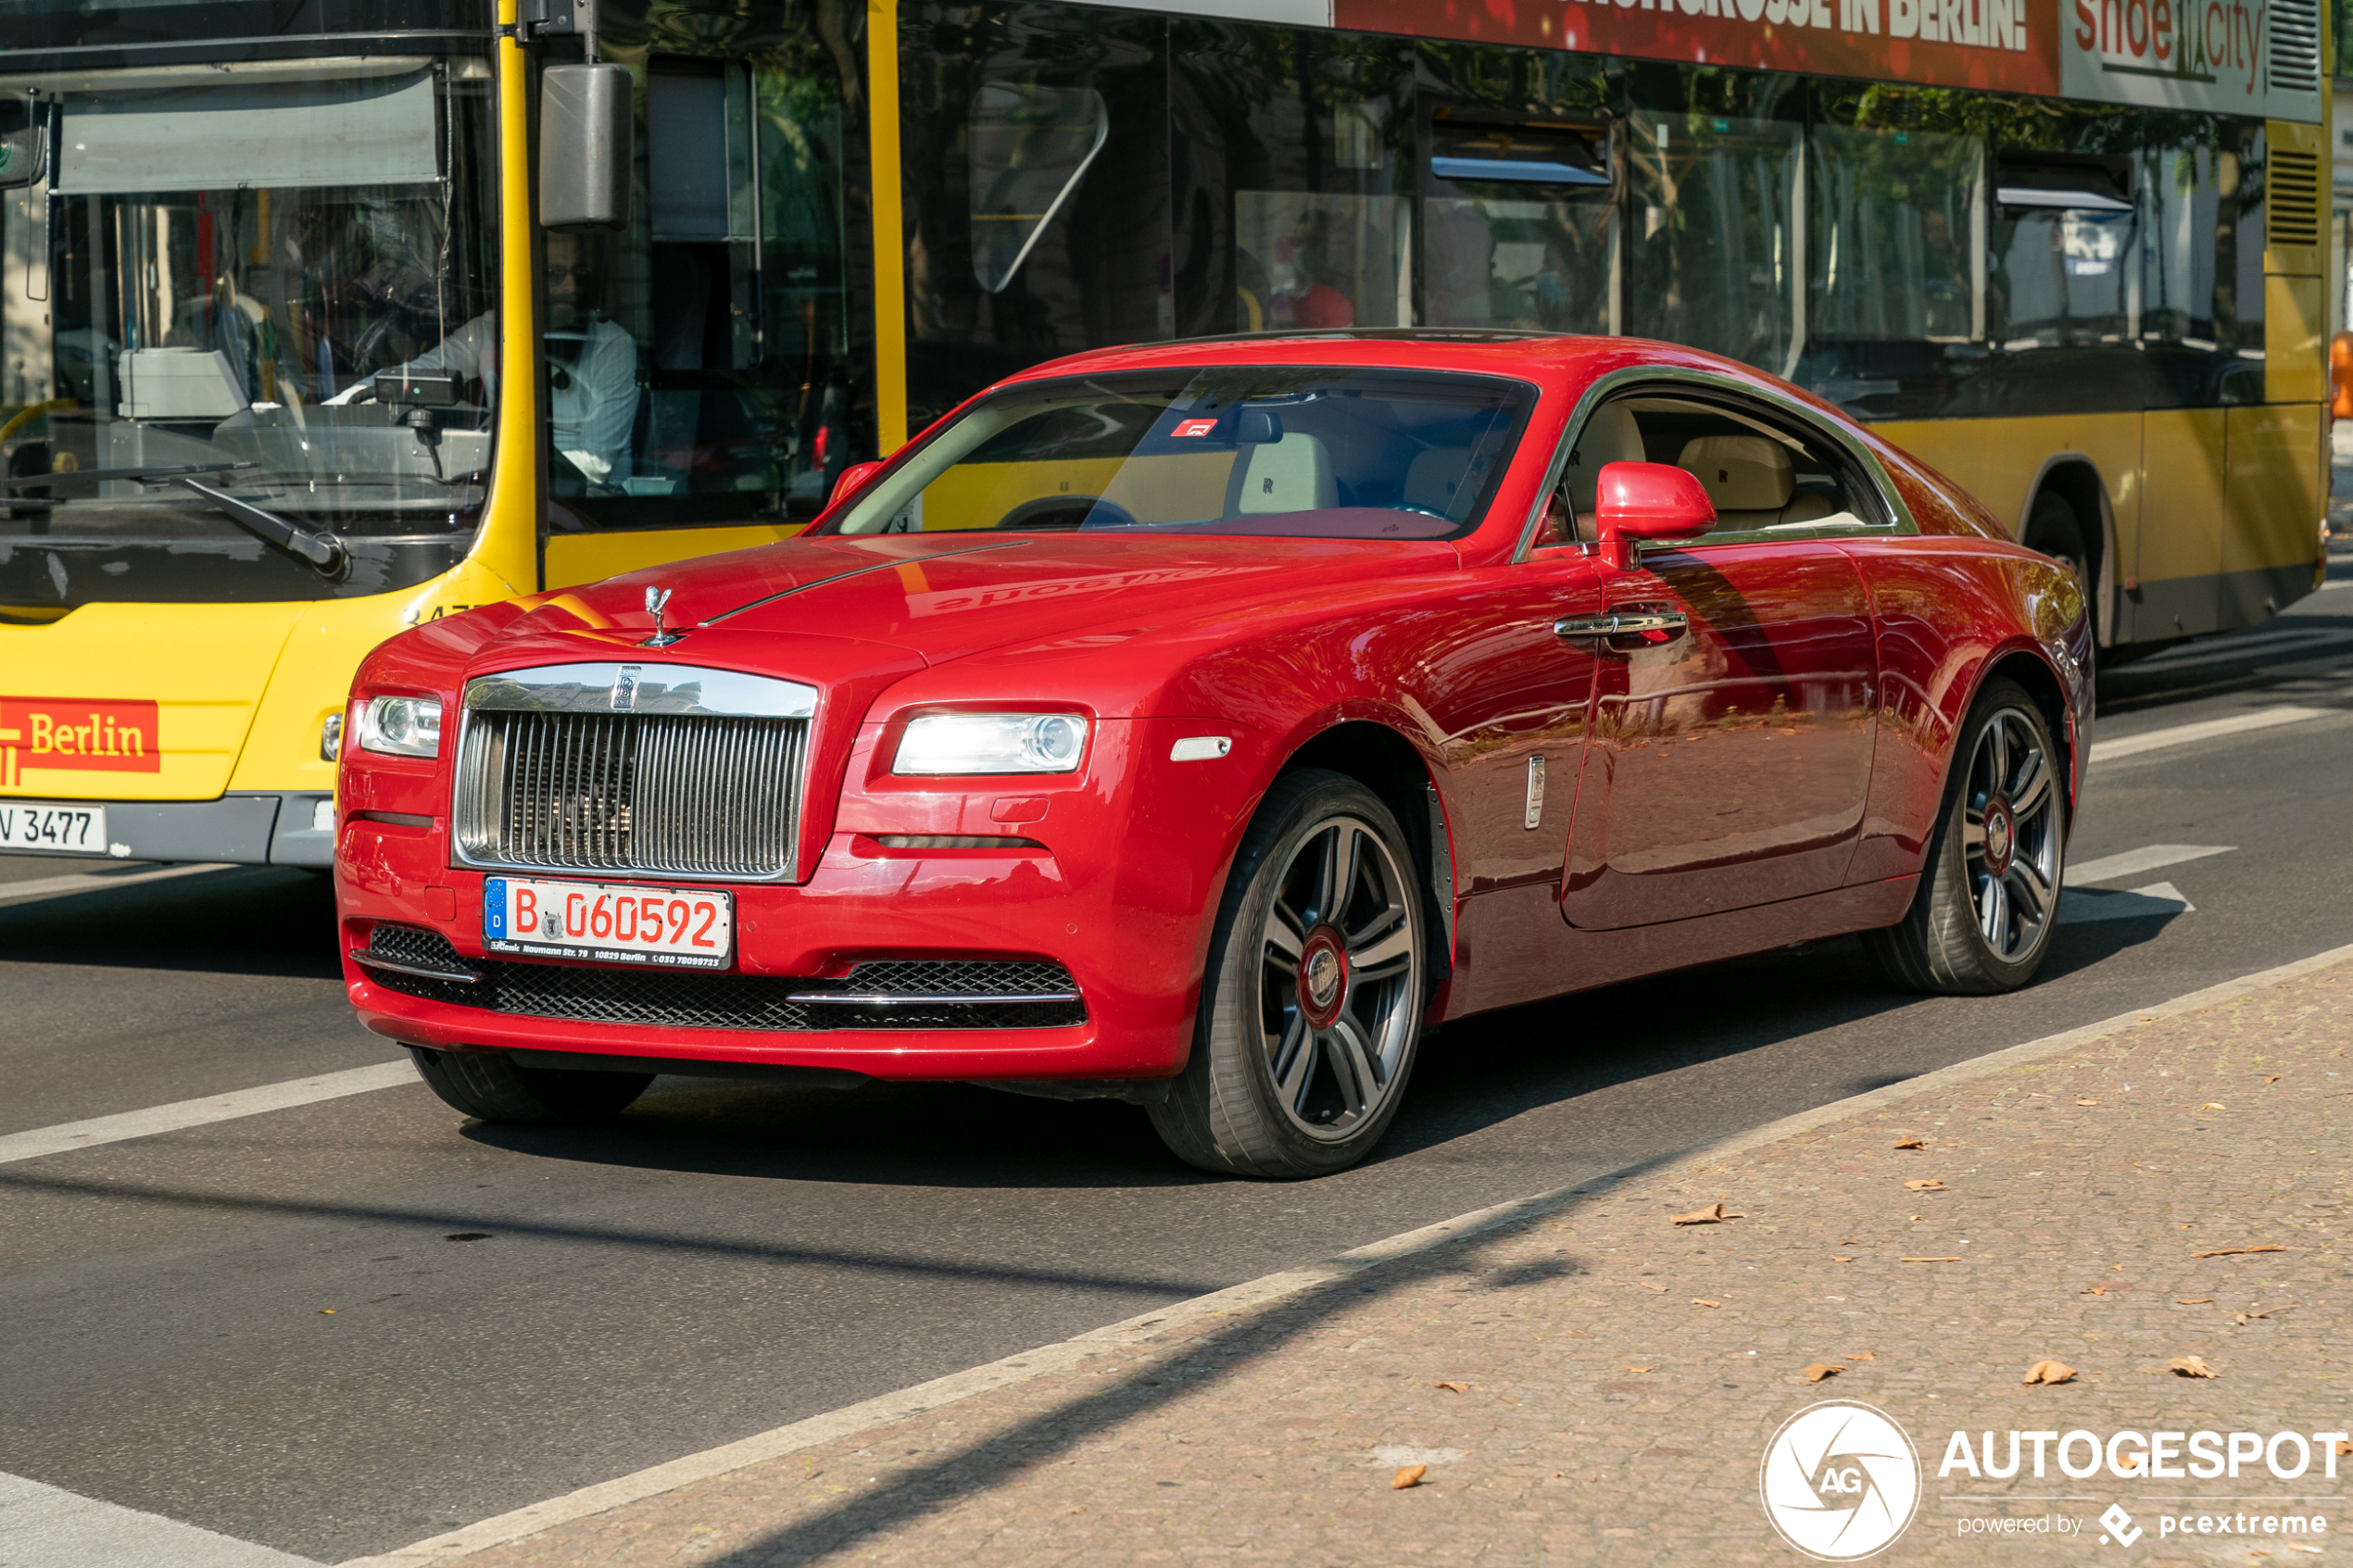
[1328,0,2322,120]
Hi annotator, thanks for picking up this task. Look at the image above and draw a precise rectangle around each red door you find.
[1559,539,1877,929]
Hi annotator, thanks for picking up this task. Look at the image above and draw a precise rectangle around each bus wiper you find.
[174,477,349,580]
[0,460,257,489]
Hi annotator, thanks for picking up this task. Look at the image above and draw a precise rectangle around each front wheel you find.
[1866,678,2067,995]
[409,1047,652,1125]
[1149,770,1428,1179]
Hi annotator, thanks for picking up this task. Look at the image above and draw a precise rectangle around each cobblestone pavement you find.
[429,963,2351,1568]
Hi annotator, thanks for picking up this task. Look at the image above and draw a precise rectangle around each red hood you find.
[500,533,1462,666]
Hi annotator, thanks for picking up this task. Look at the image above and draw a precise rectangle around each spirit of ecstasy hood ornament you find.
[640,584,685,647]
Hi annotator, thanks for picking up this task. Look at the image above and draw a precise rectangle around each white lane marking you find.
[0,1061,417,1167]
[0,1470,324,1567]
[337,936,2353,1568]
[2318,580,2350,590]
[2129,626,2350,663]
[2065,844,2234,885]
[2088,707,2331,764]
[2057,880,2193,925]
[0,862,236,906]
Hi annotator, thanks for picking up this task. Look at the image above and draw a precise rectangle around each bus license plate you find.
[483,876,734,969]
[0,803,108,855]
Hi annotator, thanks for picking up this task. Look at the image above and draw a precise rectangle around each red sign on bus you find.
[0,697,163,784]
[1334,0,2061,96]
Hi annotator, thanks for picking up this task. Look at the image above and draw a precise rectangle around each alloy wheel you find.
[1960,707,2060,961]
[1255,815,1422,1140]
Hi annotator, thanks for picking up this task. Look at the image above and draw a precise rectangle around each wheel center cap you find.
[1298,928,1349,1027]
[1984,801,2015,872]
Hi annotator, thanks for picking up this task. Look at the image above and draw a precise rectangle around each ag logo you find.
[1760,1400,1921,1560]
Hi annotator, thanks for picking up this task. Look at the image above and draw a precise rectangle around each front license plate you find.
[483,876,734,969]
[0,802,107,855]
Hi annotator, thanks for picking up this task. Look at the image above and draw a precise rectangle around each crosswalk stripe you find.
[2064,844,2233,885]
[2087,707,2331,765]
[0,1061,417,1167]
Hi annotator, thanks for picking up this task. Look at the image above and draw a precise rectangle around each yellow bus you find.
[0,0,2328,865]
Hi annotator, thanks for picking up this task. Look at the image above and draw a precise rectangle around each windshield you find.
[824,367,1533,541]
[0,56,497,610]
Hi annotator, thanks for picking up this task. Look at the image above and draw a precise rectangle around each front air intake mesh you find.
[354,926,1086,1032]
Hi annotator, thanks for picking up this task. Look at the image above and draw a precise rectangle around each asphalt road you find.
[6,566,2353,1564]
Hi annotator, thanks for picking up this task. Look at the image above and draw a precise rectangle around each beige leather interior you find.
[1676,434,1843,532]
[1403,448,1473,516]
[1557,402,1648,543]
[1229,433,1336,515]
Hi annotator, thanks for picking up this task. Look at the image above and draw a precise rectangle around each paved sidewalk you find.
[422,962,2350,1567]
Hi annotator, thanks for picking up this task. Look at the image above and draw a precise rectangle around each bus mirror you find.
[0,97,44,190]
[540,64,632,230]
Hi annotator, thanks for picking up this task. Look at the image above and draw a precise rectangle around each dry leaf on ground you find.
[1802,1363,1842,1384]
[1892,1137,1926,1149]
[2335,1440,2353,1459]
[2233,1304,2293,1323]
[1638,1281,1667,1292]
[1901,1256,1962,1262]
[1846,1351,1875,1361]
[2021,1360,2077,1386]
[1831,1256,1856,1262]
[2168,1356,2218,1378]
[2082,1286,2110,1296]
[2176,1298,2214,1305]
[1669,1202,1744,1225]
[1625,1365,1655,1374]
[1392,1465,1428,1489]
[1692,1298,1720,1308]
[2262,1075,2282,1084]
[2192,1246,2287,1258]
[1432,1382,1469,1394]
[1905,1179,1948,1192]
[2076,1099,2099,1106]
[2199,1102,2226,1110]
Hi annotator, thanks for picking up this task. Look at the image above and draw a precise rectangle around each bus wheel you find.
[1867,678,2066,996]
[409,1047,651,1125]
[2022,490,2090,586]
[1149,770,1426,1179]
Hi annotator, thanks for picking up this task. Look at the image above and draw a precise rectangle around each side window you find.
[1549,392,1894,547]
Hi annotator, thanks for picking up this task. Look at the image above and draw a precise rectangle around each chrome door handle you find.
[1554,610,1689,641]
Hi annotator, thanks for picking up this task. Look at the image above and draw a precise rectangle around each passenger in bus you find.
[329,232,638,486]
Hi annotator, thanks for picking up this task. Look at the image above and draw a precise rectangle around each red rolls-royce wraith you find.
[337,332,2090,1177]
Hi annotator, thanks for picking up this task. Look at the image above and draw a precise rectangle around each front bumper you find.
[0,790,337,866]
[337,718,1276,1083]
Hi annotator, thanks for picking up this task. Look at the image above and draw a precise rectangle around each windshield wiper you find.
[174,477,349,580]
[0,460,257,489]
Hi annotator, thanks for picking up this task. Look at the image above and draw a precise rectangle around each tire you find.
[2021,490,2090,587]
[409,1047,652,1125]
[1149,769,1428,1179]
[1867,678,2067,995]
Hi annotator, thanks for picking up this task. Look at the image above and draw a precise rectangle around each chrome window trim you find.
[451,662,818,884]
[462,662,817,719]
[1511,365,1920,564]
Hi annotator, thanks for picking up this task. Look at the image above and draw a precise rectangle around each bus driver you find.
[329,231,638,487]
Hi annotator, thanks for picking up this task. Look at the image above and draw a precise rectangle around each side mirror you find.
[1595,460,1715,571]
[540,64,632,230]
[827,459,886,510]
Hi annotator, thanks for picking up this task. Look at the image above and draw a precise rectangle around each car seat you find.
[1402,448,1473,518]
[1676,433,1838,531]
[1562,401,1647,542]
[1227,433,1336,515]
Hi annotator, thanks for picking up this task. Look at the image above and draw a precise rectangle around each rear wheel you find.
[1149,770,1427,1179]
[409,1047,651,1125]
[1867,678,2066,995]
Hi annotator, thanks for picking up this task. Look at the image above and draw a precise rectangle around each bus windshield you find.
[0,56,498,608]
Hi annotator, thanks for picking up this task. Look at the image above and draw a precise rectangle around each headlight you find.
[892,712,1088,775]
[357,695,444,758]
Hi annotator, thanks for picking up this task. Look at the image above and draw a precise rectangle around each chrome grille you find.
[453,661,816,882]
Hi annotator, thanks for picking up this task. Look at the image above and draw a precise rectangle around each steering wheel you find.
[994,495,1139,532]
